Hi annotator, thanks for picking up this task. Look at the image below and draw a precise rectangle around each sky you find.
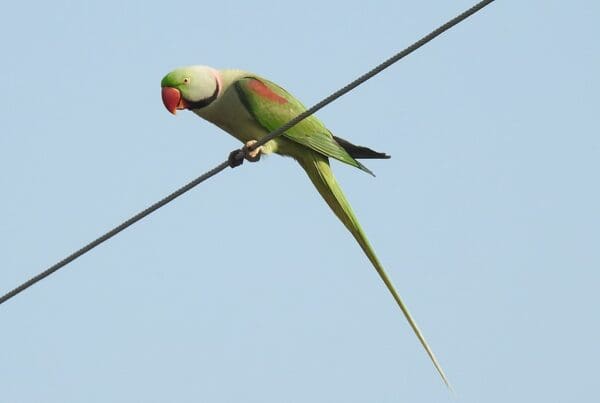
[1,1,599,402]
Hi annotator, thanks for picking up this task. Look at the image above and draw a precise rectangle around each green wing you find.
[234,77,374,175]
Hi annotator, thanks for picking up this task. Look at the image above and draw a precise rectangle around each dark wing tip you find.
[333,136,391,160]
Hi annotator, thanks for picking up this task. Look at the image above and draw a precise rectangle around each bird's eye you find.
[183,77,190,84]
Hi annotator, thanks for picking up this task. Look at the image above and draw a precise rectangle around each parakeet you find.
[161,65,449,386]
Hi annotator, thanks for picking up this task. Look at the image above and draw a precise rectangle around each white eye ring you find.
[183,77,190,84]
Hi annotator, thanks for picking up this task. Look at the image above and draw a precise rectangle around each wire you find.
[0,161,230,305]
[247,0,496,152]
[0,0,495,306]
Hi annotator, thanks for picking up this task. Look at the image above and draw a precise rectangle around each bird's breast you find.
[194,87,272,146]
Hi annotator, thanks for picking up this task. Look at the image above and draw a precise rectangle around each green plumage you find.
[234,78,377,175]
[234,76,449,387]
[161,67,449,387]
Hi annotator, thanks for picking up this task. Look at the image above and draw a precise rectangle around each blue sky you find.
[1,1,599,402]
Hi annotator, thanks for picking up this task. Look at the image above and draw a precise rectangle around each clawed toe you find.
[244,140,263,162]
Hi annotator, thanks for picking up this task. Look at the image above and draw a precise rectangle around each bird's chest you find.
[194,89,268,145]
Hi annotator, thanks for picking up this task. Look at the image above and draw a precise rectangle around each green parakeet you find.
[161,65,449,386]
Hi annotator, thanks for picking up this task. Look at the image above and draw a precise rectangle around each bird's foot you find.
[243,140,263,162]
[227,140,263,168]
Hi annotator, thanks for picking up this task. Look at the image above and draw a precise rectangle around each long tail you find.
[298,151,450,388]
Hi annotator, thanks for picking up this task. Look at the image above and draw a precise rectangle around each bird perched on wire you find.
[161,65,449,387]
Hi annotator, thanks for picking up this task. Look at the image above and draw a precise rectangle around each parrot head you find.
[160,65,221,114]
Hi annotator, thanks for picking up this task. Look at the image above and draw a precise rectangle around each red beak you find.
[161,87,182,115]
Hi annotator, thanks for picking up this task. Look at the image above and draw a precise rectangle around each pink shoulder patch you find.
[247,79,288,104]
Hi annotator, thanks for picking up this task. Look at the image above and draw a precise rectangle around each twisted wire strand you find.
[0,0,495,307]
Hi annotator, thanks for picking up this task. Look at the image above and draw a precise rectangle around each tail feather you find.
[298,151,450,388]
